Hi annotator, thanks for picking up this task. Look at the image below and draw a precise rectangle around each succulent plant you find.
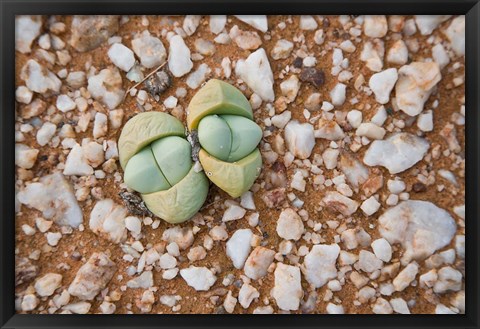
[118,80,263,224]
[188,79,263,198]
[118,112,209,224]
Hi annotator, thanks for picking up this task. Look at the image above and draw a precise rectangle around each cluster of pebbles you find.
[15,15,465,314]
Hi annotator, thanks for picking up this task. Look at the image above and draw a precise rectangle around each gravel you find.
[14,14,465,315]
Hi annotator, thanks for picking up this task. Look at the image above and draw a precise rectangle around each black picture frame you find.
[1,1,478,328]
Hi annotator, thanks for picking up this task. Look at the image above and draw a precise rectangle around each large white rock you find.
[379,200,457,264]
[390,298,411,314]
[433,266,462,294]
[443,16,465,56]
[15,143,39,169]
[395,62,441,116]
[393,262,419,291]
[162,227,194,250]
[417,110,434,132]
[64,144,94,176]
[15,16,42,53]
[20,59,61,94]
[168,35,193,78]
[209,15,227,34]
[322,191,359,216]
[315,119,345,141]
[234,15,268,32]
[330,83,346,106]
[327,303,345,314]
[36,122,56,146]
[180,266,217,291]
[127,271,153,289]
[68,252,116,300]
[338,152,369,189]
[16,86,33,104]
[364,133,429,174]
[322,148,339,169]
[360,40,384,72]
[222,204,246,222]
[414,15,451,35]
[284,120,315,159]
[358,250,383,273]
[347,110,363,128]
[93,112,108,139]
[432,43,450,69]
[223,291,237,313]
[21,294,39,312]
[108,43,135,72]
[34,273,62,297]
[371,238,392,262]
[356,123,385,140]
[276,208,305,241]
[194,39,215,57]
[271,39,294,60]
[299,15,318,30]
[226,229,253,269]
[271,111,291,129]
[17,172,83,227]
[131,31,167,68]
[244,246,275,280]
[229,25,262,50]
[360,196,381,216]
[271,263,302,311]
[62,302,92,314]
[238,283,259,308]
[372,298,393,314]
[56,95,76,113]
[87,68,125,110]
[280,75,300,103]
[186,63,210,89]
[387,40,408,65]
[85,141,105,168]
[89,199,127,243]
[304,244,340,288]
[369,68,398,104]
[363,15,388,38]
[235,48,274,102]
[183,15,201,36]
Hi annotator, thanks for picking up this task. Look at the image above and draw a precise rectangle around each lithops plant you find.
[187,79,263,198]
[118,112,209,224]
